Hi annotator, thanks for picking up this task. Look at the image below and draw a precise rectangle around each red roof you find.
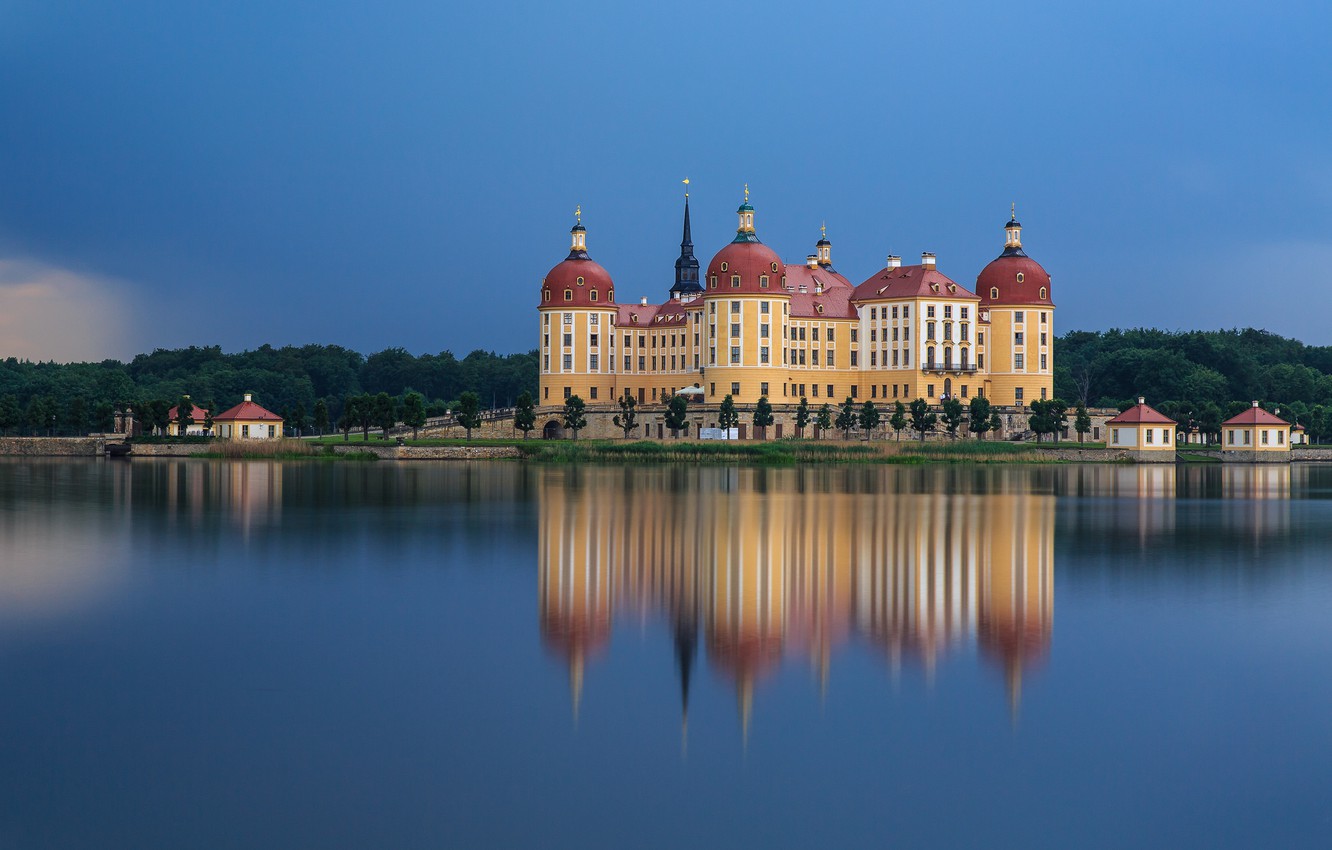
[783,262,854,295]
[166,403,210,421]
[214,399,283,422]
[540,256,615,309]
[617,299,693,328]
[976,254,1054,308]
[706,240,786,295]
[851,264,978,301]
[789,286,855,319]
[1107,401,1176,425]
[1223,405,1290,427]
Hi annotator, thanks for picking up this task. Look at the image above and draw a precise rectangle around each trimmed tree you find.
[203,401,216,436]
[890,401,907,441]
[456,391,482,440]
[717,394,739,439]
[969,396,993,440]
[174,395,195,436]
[1074,404,1092,443]
[374,392,397,438]
[989,411,1002,439]
[337,410,353,441]
[313,399,329,437]
[909,398,937,441]
[858,401,880,439]
[291,402,307,438]
[561,394,587,440]
[514,391,536,439]
[1048,399,1069,443]
[753,396,774,440]
[941,397,965,439]
[401,392,427,440]
[836,396,857,440]
[794,397,810,438]
[614,393,641,439]
[816,403,833,439]
[663,394,688,438]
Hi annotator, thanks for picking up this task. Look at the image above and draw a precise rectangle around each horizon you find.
[2,1,1329,362]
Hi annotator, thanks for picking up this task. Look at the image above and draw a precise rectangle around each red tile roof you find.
[214,399,283,422]
[851,265,978,302]
[166,403,210,422]
[540,257,615,309]
[1222,405,1290,427]
[789,287,855,319]
[1107,401,1176,425]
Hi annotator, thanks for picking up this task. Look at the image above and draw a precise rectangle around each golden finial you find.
[575,204,582,224]
[821,221,827,239]
[1010,202,1016,221]
[682,177,689,198]
[744,183,749,203]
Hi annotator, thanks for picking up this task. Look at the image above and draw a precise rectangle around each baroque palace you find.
[537,189,1055,430]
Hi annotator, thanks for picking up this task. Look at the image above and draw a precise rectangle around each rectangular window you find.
[761,301,770,314]
[731,301,740,313]
[903,350,909,366]
[1041,332,1047,346]
[563,333,572,346]
[544,354,550,370]
[892,328,899,341]
[563,354,573,370]
[590,386,598,400]
[1041,312,1047,324]
[812,350,820,365]
[892,384,899,398]
[903,326,910,341]
[892,351,898,367]
[828,327,835,342]
[871,307,878,320]
[1261,430,1269,445]
[638,356,645,370]
[871,329,878,342]
[927,306,936,318]
[590,314,599,325]
[590,333,599,347]
[850,385,857,398]
[1244,429,1251,445]
[812,327,820,342]
[892,306,899,319]
[1146,429,1154,444]
[1040,354,1047,370]
[1164,430,1171,444]
[812,384,819,397]
[799,350,806,365]
[961,307,969,319]
[563,313,573,323]
[639,335,646,347]
[927,384,935,398]
[851,329,858,342]
[961,385,968,398]
[624,355,631,371]
[731,323,741,338]
[760,381,769,397]
[943,305,952,318]
[589,354,599,370]
[731,382,740,396]
[1015,387,1024,402]
[850,351,858,366]
[760,346,770,364]
[760,323,769,338]
[871,352,877,367]
[731,276,740,288]
[872,385,877,398]
[827,351,835,367]
[944,324,952,341]
[731,346,741,364]
[1015,311,1024,323]
[960,324,969,341]
[903,306,910,318]
[1113,428,1120,445]
[978,353,984,369]
[1015,332,1024,346]
[799,327,807,341]
[1015,353,1025,370]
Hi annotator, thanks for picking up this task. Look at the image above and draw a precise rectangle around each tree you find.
[615,393,642,438]
[968,396,993,441]
[858,401,880,439]
[1027,399,1051,442]
[1196,400,1223,443]
[1074,404,1092,443]
[836,397,857,439]
[203,401,216,435]
[401,391,427,440]
[890,401,907,441]
[456,391,482,439]
[561,394,587,440]
[816,403,833,439]
[174,395,196,436]
[290,402,308,438]
[514,390,536,439]
[941,397,965,438]
[313,399,329,436]
[989,411,1002,439]
[373,392,397,437]
[794,397,810,438]
[1048,399,1069,443]
[664,395,689,438]
[148,400,171,436]
[65,397,87,436]
[337,410,353,441]
[0,394,21,435]
[908,398,937,441]
[345,394,373,440]
[753,396,774,439]
[27,396,56,437]
[717,395,739,439]
[92,401,116,434]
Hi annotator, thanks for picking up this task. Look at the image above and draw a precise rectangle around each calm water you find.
[0,458,1329,849]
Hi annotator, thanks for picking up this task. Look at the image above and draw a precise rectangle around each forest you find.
[0,345,537,436]
[3,327,1332,437]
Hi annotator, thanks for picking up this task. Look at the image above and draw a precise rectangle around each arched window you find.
[731,275,741,288]
[590,290,598,301]
[564,289,573,301]
[944,348,953,369]
[709,275,717,289]
[543,289,550,301]
[1040,287,1047,299]
[608,290,614,302]
[990,287,999,299]
[759,275,769,288]
[961,348,969,368]
[927,346,936,369]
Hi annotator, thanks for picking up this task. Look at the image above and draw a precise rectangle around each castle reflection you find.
[538,466,1055,730]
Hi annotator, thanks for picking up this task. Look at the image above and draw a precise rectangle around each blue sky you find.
[1,0,1329,361]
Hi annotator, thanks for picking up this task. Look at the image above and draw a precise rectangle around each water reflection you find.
[538,466,1056,730]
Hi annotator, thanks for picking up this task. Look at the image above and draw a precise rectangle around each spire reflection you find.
[537,466,1056,731]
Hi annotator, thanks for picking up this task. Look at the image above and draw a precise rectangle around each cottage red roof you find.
[1223,405,1290,427]
[214,399,283,422]
[851,265,978,301]
[166,403,210,422]
[1107,400,1176,425]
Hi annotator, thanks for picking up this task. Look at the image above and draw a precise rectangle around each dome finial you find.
[574,204,581,224]
[744,183,749,203]
[682,176,689,199]
[1011,202,1016,222]
[821,220,827,239]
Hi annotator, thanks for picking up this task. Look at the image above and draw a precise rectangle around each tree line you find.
[0,345,537,436]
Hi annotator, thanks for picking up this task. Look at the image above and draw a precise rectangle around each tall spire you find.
[670,190,702,296]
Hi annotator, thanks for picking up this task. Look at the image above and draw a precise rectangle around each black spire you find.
[670,196,702,296]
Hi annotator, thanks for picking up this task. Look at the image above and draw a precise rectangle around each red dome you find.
[540,257,615,308]
[976,254,1053,308]
[705,241,786,295]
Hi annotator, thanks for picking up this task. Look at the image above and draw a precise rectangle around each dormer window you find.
[816,304,824,314]
[731,275,741,288]
[1040,287,1048,299]
[709,275,717,289]
[564,289,573,301]
[990,287,999,299]
[544,289,551,301]
[631,315,638,324]
[1016,272,1025,283]
[759,275,769,288]
[608,290,614,302]
[590,290,598,301]
[720,262,729,272]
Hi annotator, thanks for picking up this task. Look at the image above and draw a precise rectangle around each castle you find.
[537,190,1054,429]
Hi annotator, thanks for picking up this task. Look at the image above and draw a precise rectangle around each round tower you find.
[975,208,1055,408]
[538,210,618,409]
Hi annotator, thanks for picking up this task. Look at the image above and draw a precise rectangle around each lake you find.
[0,458,1329,848]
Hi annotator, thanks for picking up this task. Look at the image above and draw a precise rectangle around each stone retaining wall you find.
[124,443,215,457]
[0,437,107,456]
[328,444,522,460]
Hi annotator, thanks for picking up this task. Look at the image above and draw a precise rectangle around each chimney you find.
[244,393,253,403]
[886,255,901,269]
[1252,400,1259,408]
[806,254,818,269]
[921,252,936,269]
[641,296,648,306]
[1138,396,1145,405]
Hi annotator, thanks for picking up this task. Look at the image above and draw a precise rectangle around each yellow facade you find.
[981,305,1054,407]
[1108,422,1176,451]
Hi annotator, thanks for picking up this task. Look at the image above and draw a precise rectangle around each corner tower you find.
[538,209,618,408]
[976,208,1055,408]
